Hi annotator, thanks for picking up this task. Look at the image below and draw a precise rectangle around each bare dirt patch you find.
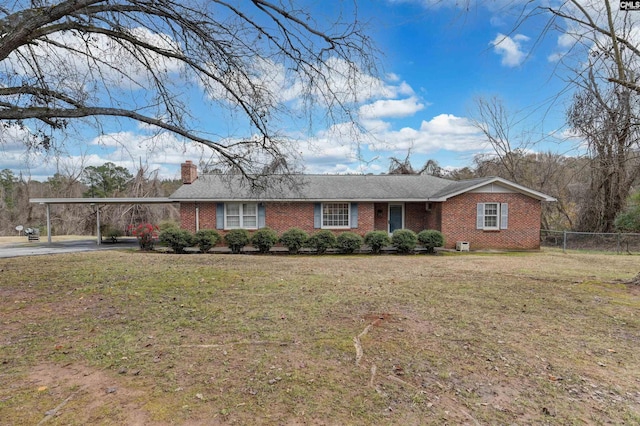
[26,363,153,425]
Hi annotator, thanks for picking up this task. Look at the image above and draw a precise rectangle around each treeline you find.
[0,163,181,236]
[2,151,639,237]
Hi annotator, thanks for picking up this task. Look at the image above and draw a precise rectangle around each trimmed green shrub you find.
[391,229,417,254]
[224,229,250,254]
[364,231,390,254]
[158,219,180,231]
[251,227,278,253]
[306,230,337,254]
[159,228,194,254]
[194,229,220,253]
[279,228,309,254]
[336,232,363,254]
[417,229,445,254]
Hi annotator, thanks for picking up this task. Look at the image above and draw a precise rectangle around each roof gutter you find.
[168,198,436,203]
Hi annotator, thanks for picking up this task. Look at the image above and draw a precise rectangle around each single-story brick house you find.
[169,161,556,250]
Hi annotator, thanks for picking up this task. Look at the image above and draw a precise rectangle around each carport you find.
[29,198,178,244]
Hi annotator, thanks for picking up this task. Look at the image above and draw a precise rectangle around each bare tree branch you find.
[539,0,640,94]
[0,0,376,176]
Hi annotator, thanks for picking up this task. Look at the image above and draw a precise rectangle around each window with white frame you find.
[477,202,508,230]
[322,202,350,228]
[484,203,499,229]
[225,203,258,229]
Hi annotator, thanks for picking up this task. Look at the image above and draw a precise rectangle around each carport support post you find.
[94,204,101,246]
[45,203,51,244]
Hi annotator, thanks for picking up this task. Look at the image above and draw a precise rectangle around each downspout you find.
[195,204,200,232]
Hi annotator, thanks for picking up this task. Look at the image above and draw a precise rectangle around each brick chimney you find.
[181,160,198,184]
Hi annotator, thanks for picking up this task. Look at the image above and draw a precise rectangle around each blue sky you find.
[1,0,585,181]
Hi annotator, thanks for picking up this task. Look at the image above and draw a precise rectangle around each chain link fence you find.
[541,230,640,254]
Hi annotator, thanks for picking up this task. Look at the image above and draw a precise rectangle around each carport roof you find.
[29,197,175,204]
[28,197,177,245]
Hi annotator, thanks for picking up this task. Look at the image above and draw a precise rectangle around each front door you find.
[388,204,404,234]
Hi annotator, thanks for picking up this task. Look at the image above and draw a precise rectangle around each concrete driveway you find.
[0,238,139,258]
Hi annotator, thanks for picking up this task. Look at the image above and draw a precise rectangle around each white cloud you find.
[365,113,484,152]
[0,119,219,182]
[293,110,487,175]
[0,123,34,147]
[3,109,488,180]
[490,16,506,27]
[491,33,529,67]
[557,32,578,50]
[386,72,401,82]
[203,55,416,120]
[359,97,425,120]
[4,27,183,95]
[0,124,53,178]
[0,125,83,181]
[88,129,217,175]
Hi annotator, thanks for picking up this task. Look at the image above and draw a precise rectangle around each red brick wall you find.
[374,203,387,231]
[198,203,217,230]
[180,195,542,250]
[180,201,375,238]
[180,203,197,231]
[266,202,374,236]
[405,202,428,232]
[426,203,442,231]
[180,203,216,232]
[440,192,541,250]
[354,203,375,236]
[265,202,314,233]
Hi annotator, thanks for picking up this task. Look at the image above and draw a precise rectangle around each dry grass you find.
[1,249,639,425]
[0,235,96,245]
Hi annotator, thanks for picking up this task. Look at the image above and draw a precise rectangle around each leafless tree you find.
[469,96,544,185]
[567,66,640,232]
[495,0,640,231]
[117,161,179,229]
[0,1,376,177]
[388,150,443,176]
[523,0,640,231]
[469,96,588,230]
[388,151,417,175]
[540,0,640,95]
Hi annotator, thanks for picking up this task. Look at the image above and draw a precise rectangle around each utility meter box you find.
[456,241,470,252]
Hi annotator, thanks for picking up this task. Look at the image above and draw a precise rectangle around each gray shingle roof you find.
[430,177,495,199]
[168,174,556,202]
[170,174,455,201]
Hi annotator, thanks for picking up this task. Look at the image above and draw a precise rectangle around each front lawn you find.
[1,250,639,424]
